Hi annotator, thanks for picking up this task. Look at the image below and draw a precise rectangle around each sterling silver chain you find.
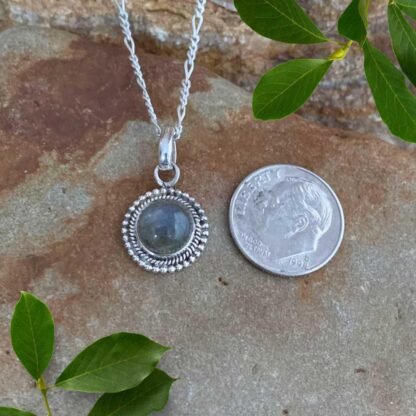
[114,0,207,141]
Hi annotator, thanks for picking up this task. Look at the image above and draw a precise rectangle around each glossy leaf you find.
[253,58,332,120]
[88,369,176,416]
[397,0,416,19]
[388,3,416,86]
[55,333,169,393]
[338,0,370,44]
[363,41,416,143]
[0,408,36,416]
[10,292,55,380]
[234,0,328,44]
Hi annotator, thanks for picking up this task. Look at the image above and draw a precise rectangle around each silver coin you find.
[229,164,345,276]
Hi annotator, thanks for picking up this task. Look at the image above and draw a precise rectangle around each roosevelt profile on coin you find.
[251,177,333,261]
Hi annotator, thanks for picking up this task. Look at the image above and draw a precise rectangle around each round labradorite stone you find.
[137,199,195,256]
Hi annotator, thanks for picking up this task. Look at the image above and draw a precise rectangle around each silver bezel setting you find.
[122,188,209,273]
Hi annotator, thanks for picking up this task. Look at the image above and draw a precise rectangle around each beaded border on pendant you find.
[122,188,209,273]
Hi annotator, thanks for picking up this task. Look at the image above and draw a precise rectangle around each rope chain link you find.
[114,0,207,141]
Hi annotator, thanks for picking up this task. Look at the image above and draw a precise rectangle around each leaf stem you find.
[37,378,53,416]
[328,40,353,61]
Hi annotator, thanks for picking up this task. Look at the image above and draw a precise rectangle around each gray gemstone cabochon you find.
[136,199,195,256]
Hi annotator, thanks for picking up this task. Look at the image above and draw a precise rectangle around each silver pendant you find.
[229,164,344,276]
[122,129,209,273]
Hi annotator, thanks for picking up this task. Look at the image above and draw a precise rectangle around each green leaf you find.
[397,0,416,19]
[363,41,416,143]
[253,58,332,120]
[338,0,370,44]
[388,3,416,86]
[55,333,169,393]
[88,369,176,416]
[10,292,55,380]
[234,0,328,44]
[0,408,36,416]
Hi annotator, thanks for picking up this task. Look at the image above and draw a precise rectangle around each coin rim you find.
[229,164,345,277]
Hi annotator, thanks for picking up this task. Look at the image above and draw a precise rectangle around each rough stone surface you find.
[0,27,415,416]
[0,0,8,30]
[1,0,407,145]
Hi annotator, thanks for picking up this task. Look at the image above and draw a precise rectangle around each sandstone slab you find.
[0,27,415,416]
[1,0,403,144]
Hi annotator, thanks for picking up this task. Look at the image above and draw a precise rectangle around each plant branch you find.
[37,378,53,416]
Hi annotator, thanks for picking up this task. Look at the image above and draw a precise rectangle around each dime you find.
[229,165,344,276]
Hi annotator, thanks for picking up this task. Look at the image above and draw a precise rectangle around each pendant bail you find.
[158,128,177,171]
[155,127,180,187]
